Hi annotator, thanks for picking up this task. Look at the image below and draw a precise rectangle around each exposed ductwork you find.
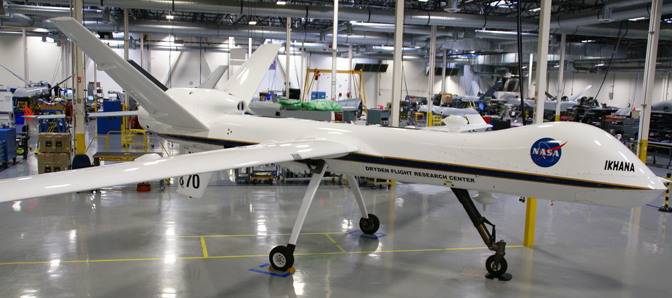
[33,0,672,36]
[0,13,34,27]
[4,4,104,19]
[552,23,672,41]
[552,2,672,28]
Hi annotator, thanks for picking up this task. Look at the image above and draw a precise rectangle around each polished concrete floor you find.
[0,133,671,297]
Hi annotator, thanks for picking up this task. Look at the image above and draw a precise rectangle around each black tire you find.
[269,246,294,271]
[359,213,380,234]
[485,255,508,277]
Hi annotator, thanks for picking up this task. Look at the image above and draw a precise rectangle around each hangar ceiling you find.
[2,0,672,72]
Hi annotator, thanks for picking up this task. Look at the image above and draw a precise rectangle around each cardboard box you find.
[441,93,453,103]
[51,164,67,172]
[53,153,70,165]
[39,133,71,153]
[37,153,57,164]
[39,164,52,174]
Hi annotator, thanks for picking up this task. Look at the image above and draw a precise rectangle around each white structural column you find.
[286,17,291,94]
[123,8,129,110]
[140,34,144,68]
[72,0,85,154]
[248,37,252,57]
[441,49,447,93]
[22,28,28,87]
[555,34,566,121]
[349,43,353,96]
[524,0,552,249]
[331,0,338,100]
[638,0,663,162]
[427,25,437,127]
[533,0,551,125]
[390,0,405,127]
[527,54,533,99]
[228,37,234,79]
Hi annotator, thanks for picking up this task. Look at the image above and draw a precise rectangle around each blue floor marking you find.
[346,230,387,239]
[249,263,292,278]
[647,204,662,208]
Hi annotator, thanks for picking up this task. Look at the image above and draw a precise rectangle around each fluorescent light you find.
[249,20,257,25]
[629,17,647,21]
[166,14,174,20]
[596,63,605,67]
[529,7,541,12]
[581,40,595,43]
[277,1,287,4]
[419,0,428,2]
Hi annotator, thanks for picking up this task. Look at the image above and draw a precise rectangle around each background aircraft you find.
[0,17,665,279]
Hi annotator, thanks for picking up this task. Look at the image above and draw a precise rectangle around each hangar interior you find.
[1,0,672,297]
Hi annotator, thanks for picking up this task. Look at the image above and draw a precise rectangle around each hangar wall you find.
[1,34,671,111]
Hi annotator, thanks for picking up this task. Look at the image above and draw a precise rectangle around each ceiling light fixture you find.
[529,7,541,12]
[277,1,287,5]
[249,20,257,25]
[166,14,174,20]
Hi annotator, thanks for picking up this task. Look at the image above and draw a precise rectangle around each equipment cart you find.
[251,164,278,184]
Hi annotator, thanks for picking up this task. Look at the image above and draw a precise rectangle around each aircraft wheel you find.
[485,255,508,277]
[269,246,294,271]
[359,213,380,234]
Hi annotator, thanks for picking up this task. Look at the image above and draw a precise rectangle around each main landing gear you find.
[269,163,379,271]
[451,188,512,281]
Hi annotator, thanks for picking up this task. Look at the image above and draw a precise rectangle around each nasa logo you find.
[530,138,567,168]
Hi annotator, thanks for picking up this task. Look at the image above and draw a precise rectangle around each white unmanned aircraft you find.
[500,85,593,112]
[0,18,666,279]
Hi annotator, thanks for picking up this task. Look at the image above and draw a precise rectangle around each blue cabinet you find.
[97,101,122,135]
[0,127,17,164]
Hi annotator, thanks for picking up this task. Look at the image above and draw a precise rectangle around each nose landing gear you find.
[451,188,512,281]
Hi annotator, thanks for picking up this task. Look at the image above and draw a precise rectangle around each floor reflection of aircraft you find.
[0,17,666,280]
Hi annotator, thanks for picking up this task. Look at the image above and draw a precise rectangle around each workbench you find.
[648,141,672,169]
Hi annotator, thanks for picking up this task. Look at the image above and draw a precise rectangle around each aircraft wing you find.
[199,65,228,89]
[0,139,358,202]
[88,111,139,118]
[50,17,207,132]
[23,114,65,120]
[22,111,139,120]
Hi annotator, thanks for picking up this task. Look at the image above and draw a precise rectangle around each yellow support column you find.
[639,139,648,164]
[523,198,537,247]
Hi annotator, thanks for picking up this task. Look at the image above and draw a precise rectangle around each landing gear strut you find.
[346,175,379,234]
[451,188,512,281]
[269,169,380,271]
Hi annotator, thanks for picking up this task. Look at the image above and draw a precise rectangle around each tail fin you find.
[221,44,282,105]
[51,17,207,131]
[545,91,557,101]
[479,81,502,100]
[470,81,481,96]
[199,65,228,89]
[568,85,592,102]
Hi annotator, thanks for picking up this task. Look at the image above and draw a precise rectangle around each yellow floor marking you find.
[0,231,525,266]
[200,236,209,258]
[180,232,349,238]
[324,234,346,253]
